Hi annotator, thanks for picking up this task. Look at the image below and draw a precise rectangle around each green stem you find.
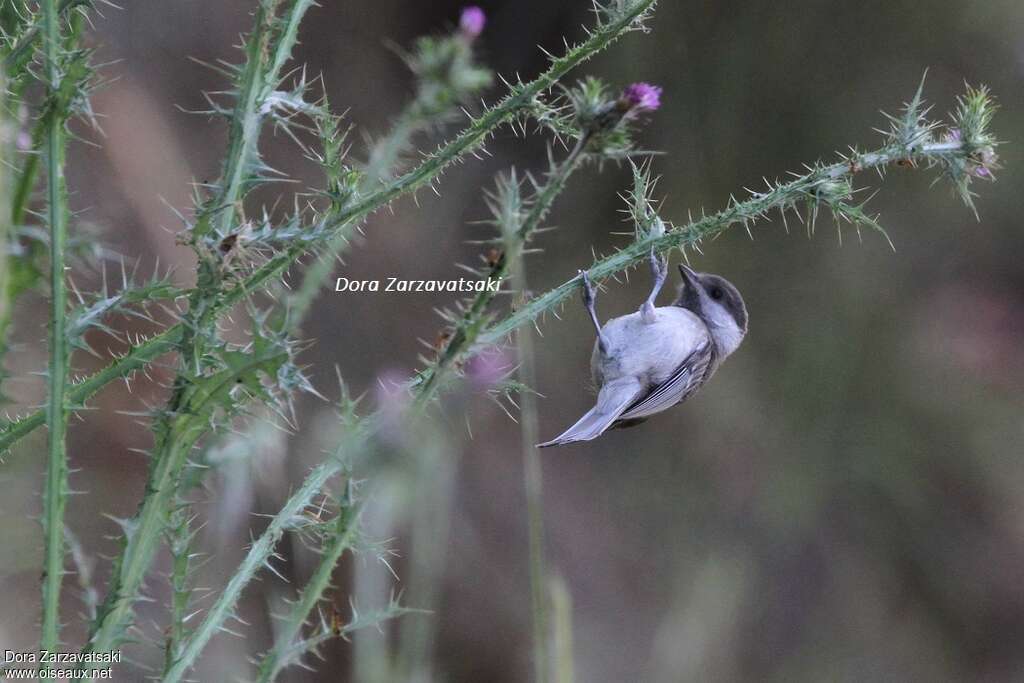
[0,0,659,454]
[0,325,182,451]
[0,17,85,397]
[514,260,549,683]
[473,139,975,348]
[550,577,576,683]
[253,485,360,683]
[84,348,287,656]
[394,430,456,680]
[200,0,311,243]
[1,0,86,73]
[83,0,314,657]
[484,135,592,683]
[162,505,197,678]
[163,458,346,683]
[260,604,416,677]
[0,67,11,389]
[40,0,69,660]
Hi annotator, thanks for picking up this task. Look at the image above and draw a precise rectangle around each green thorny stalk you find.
[2,0,90,74]
[0,0,659,454]
[251,407,413,682]
[164,398,416,682]
[473,81,1000,349]
[39,0,80,660]
[83,0,316,656]
[0,66,8,389]
[160,503,201,678]
[252,482,361,683]
[0,66,9,393]
[162,459,346,683]
[0,1,94,392]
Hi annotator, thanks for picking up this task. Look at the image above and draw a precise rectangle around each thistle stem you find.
[0,68,11,394]
[83,0,314,656]
[84,347,290,656]
[1,0,85,73]
[163,458,346,683]
[474,137,980,349]
[40,0,70,660]
[514,261,550,683]
[253,484,361,683]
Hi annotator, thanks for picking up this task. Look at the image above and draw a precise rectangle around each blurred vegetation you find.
[1,1,1022,682]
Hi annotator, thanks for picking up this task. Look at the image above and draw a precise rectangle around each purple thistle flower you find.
[622,82,663,113]
[460,6,486,39]
[466,348,515,390]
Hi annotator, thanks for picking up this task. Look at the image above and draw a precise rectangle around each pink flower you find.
[466,348,515,390]
[622,82,663,113]
[460,6,486,39]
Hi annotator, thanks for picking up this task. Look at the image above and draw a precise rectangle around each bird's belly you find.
[592,308,709,388]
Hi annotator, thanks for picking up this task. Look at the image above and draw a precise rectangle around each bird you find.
[538,250,747,447]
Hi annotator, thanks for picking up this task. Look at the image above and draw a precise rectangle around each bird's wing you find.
[617,340,715,421]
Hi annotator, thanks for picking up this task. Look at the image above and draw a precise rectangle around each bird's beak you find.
[678,264,698,287]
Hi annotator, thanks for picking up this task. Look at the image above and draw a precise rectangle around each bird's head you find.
[674,265,747,356]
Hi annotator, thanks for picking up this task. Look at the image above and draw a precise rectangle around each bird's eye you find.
[709,287,724,300]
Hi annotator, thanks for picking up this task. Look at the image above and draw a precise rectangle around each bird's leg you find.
[579,270,609,354]
[640,247,668,324]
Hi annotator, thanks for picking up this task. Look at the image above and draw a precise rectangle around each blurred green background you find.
[1,1,1023,681]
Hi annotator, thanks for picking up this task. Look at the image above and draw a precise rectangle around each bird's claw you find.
[579,269,596,306]
[648,247,668,282]
[580,269,608,353]
[643,247,669,311]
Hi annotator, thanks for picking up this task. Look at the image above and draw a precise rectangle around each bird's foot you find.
[579,269,597,308]
[579,270,609,354]
[648,247,668,285]
[641,248,668,322]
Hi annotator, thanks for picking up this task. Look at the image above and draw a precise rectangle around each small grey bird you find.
[538,251,747,447]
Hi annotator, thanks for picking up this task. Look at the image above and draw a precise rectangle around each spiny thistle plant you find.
[0,0,1001,680]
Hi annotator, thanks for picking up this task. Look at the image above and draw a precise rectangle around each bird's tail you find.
[537,378,643,448]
